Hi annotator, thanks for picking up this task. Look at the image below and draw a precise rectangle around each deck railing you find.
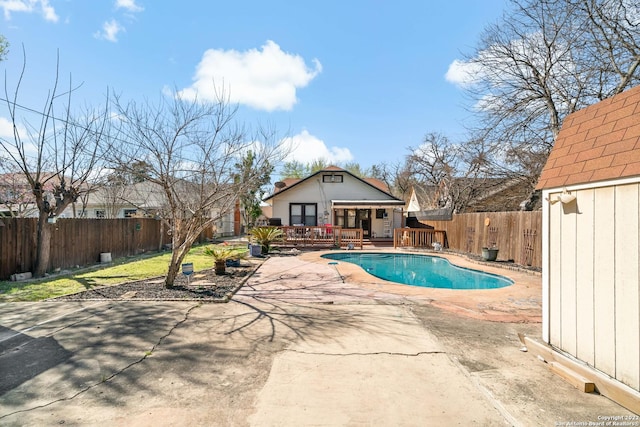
[393,228,447,249]
[278,225,363,249]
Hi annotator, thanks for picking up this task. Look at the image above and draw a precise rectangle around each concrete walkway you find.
[248,304,507,426]
[0,252,635,426]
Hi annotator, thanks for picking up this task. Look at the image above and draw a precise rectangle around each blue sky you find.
[0,0,508,174]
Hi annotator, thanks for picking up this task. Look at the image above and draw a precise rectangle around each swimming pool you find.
[321,253,513,290]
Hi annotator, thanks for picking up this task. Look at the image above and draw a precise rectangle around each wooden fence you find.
[423,211,542,268]
[0,213,541,280]
[0,218,212,280]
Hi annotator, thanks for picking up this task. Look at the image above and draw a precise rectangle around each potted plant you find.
[249,226,284,255]
[204,246,246,275]
[481,246,499,261]
[482,220,499,261]
[226,247,247,267]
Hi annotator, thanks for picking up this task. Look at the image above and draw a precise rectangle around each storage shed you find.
[536,85,640,402]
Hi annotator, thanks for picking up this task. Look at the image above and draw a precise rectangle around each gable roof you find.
[263,166,400,201]
[536,85,640,190]
[408,177,535,213]
[84,181,167,208]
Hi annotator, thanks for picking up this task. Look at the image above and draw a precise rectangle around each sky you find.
[0,0,508,176]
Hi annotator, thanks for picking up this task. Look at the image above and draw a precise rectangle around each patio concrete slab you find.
[249,304,508,426]
[0,252,636,426]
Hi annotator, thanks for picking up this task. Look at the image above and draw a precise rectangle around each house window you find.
[335,209,357,228]
[95,209,106,219]
[322,174,343,183]
[124,209,137,218]
[290,203,317,226]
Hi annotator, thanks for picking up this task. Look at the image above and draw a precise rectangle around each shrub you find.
[249,226,283,254]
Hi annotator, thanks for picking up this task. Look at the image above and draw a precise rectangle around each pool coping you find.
[299,248,542,323]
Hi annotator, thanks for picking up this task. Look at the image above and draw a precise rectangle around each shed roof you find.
[536,84,640,190]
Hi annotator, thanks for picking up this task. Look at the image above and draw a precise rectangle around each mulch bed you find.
[51,260,263,303]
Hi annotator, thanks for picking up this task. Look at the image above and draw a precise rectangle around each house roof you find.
[408,177,535,213]
[331,199,405,208]
[84,181,167,208]
[263,166,401,202]
[536,84,640,190]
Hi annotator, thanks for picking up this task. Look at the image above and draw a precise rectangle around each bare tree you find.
[0,34,8,62]
[454,0,640,208]
[463,0,588,160]
[0,51,110,276]
[407,133,498,213]
[573,0,640,95]
[368,162,415,200]
[110,91,283,288]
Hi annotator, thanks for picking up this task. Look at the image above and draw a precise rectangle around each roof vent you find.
[274,181,286,189]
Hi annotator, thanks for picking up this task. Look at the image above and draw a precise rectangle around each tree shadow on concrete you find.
[0,326,73,396]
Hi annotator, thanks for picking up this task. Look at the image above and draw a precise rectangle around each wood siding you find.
[424,211,542,268]
[547,184,640,392]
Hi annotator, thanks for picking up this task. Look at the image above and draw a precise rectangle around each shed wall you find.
[546,183,640,391]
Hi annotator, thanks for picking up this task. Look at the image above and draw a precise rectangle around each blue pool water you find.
[321,253,513,290]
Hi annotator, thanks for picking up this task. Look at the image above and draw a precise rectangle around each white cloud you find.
[0,0,58,22]
[94,1,142,42]
[177,40,322,111]
[0,116,15,138]
[0,116,36,160]
[282,130,353,164]
[445,59,484,88]
[40,0,55,21]
[94,19,125,42]
[115,0,143,13]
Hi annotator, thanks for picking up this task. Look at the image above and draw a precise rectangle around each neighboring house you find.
[262,166,405,239]
[79,181,239,237]
[0,175,241,237]
[0,173,36,217]
[406,177,537,221]
[405,184,452,222]
[464,177,538,212]
[0,172,78,218]
[536,85,640,405]
[79,181,165,219]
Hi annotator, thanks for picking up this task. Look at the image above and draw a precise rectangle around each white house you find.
[0,176,240,237]
[536,84,640,408]
[80,181,238,237]
[262,166,405,239]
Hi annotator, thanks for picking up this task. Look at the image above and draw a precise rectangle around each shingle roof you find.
[264,166,398,201]
[536,85,640,190]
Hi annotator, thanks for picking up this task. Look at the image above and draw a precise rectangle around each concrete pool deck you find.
[248,249,543,323]
[1,250,635,426]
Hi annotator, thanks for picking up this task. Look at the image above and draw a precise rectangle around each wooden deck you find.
[278,225,364,250]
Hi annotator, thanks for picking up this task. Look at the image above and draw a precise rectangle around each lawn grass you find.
[0,243,249,302]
